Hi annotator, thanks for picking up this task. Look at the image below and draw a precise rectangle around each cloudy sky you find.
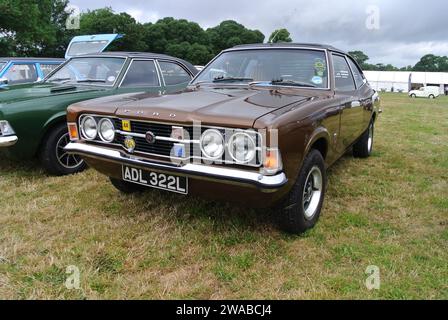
[70,0,447,67]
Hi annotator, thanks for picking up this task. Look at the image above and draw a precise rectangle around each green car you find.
[0,52,198,175]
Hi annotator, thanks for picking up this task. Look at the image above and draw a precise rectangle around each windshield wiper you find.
[77,79,106,84]
[270,79,317,88]
[213,76,254,83]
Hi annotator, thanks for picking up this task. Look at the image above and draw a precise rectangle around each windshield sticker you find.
[107,76,116,83]
[314,59,326,77]
[311,76,323,85]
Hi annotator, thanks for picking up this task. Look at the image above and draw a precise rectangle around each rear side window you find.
[347,58,365,88]
[40,64,60,77]
[121,60,159,87]
[4,64,38,85]
[158,61,192,85]
[332,54,356,91]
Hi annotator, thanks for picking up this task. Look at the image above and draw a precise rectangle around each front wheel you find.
[39,123,86,176]
[353,121,374,158]
[278,149,327,234]
[410,94,416,98]
[429,94,435,99]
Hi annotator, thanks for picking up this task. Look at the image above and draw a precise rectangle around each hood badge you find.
[124,136,136,153]
[145,131,156,144]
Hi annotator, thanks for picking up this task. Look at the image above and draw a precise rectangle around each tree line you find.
[0,0,445,71]
[349,50,448,73]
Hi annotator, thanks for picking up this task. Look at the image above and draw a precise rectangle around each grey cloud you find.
[70,0,448,67]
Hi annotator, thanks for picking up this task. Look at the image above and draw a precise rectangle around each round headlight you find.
[200,129,225,159]
[98,118,115,142]
[81,116,97,140]
[228,132,256,163]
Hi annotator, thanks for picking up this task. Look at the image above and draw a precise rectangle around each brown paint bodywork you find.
[66,46,381,207]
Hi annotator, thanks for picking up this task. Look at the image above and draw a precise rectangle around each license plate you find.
[122,165,188,194]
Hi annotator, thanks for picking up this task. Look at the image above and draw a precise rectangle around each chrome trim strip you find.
[65,142,287,191]
[0,135,18,147]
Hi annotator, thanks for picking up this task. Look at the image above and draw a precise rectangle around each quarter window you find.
[332,55,356,91]
[347,58,365,88]
[121,60,159,87]
[4,64,38,84]
[158,61,191,85]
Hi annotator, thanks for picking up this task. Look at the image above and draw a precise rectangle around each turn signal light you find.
[68,123,79,141]
[263,149,283,175]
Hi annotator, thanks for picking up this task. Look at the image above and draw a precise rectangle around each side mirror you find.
[0,77,9,85]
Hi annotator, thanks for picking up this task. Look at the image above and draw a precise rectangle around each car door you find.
[2,63,39,85]
[347,57,375,131]
[332,53,363,149]
[156,60,194,93]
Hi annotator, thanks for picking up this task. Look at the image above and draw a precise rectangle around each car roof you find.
[73,51,199,75]
[228,43,347,54]
[0,57,65,63]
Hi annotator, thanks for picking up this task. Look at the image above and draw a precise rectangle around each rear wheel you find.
[353,121,374,158]
[278,149,327,234]
[410,94,416,98]
[39,123,86,176]
[429,94,435,99]
[109,177,147,194]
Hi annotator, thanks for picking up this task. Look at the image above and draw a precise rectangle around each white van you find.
[409,86,440,99]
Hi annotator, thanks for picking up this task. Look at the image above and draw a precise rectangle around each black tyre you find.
[429,94,435,99]
[39,123,86,176]
[278,149,327,234]
[353,121,374,158]
[109,177,147,194]
[410,94,416,98]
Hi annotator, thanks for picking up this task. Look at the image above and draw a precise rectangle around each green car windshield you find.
[193,49,329,89]
[46,57,125,86]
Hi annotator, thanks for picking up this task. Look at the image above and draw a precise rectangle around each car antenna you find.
[269,30,281,44]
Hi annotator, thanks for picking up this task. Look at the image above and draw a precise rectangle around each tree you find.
[268,28,292,43]
[144,17,209,54]
[413,54,448,72]
[78,8,148,52]
[0,0,70,56]
[348,50,369,66]
[206,20,265,54]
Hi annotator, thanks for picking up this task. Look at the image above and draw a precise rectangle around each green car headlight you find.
[0,120,15,136]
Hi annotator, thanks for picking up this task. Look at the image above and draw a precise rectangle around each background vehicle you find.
[65,43,381,234]
[0,58,64,87]
[0,52,198,176]
[409,86,440,99]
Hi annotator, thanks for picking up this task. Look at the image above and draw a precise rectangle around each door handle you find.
[351,101,361,108]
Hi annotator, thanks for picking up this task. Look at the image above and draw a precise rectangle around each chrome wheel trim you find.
[367,124,374,153]
[56,133,84,169]
[302,166,323,220]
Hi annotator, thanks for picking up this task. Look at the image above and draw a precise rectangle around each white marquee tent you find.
[364,71,448,94]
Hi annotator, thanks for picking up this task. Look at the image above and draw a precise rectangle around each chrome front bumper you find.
[0,135,18,147]
[65,142,288,192]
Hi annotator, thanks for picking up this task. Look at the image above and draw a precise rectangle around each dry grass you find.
[0,93,447,300]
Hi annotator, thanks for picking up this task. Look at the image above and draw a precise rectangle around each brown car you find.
[65,43,381,234]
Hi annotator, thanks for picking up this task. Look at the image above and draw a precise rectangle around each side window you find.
[332,54,356,91]
[158,61,192,85]
[121,60,159,88]
[347,58,365,88]
[4,64,38,84]
[40,64,60,77]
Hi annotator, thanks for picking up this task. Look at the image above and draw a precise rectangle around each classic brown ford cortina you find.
[64,43,381,234]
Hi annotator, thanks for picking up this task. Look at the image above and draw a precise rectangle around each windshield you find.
[194,49,329,88]
[46,57,125,86]
[67,40,111,57]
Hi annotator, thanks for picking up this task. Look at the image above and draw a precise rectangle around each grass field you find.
[0,93,447,299]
